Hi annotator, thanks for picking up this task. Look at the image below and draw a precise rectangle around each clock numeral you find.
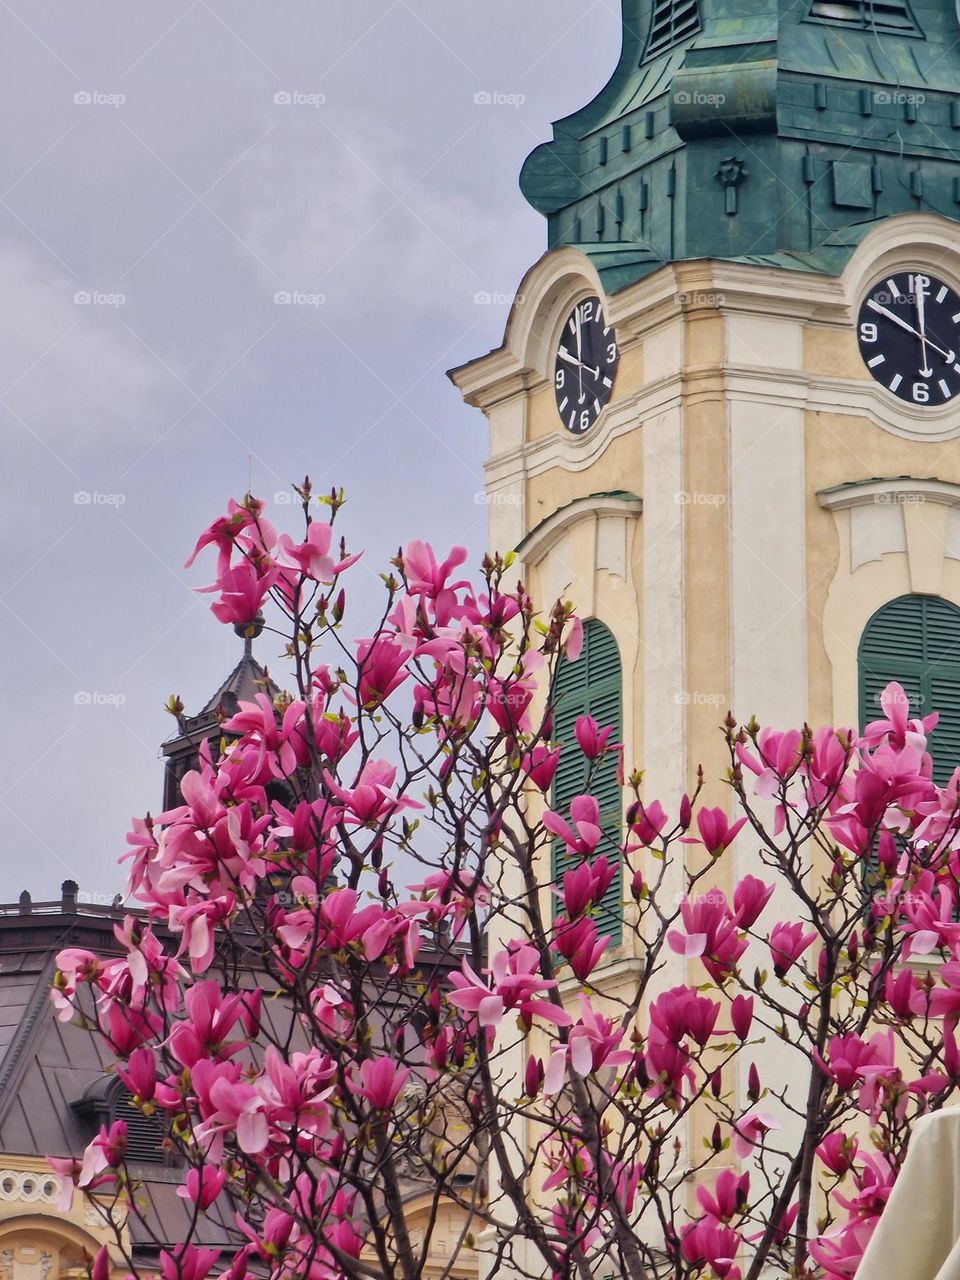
[555,369,565,390]
[580,410,591,432]
[578,300,594,324]
[607,342,618,363]
[859,322,878,344]
[913,381,930,404]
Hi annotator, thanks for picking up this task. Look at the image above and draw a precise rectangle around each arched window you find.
[643,0,701,61]
[551,619,623,943]
[807,0,918,36]
[858,594,960,785]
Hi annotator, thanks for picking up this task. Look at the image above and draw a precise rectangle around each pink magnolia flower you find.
[50,948,101,1020]
[628,798,667,847]
[668,892,747,983]
[862,680,938,752]
[733,1110,780,1157]
[447,942,572,1031]
[402,540,468,600]
[884,966,917,1020]
[202,560,274,627]
[168,980,250,1068]
[813,1031,894,1092]
[486,655,542,735]
[224,693,308,781]
[356,1058,411,1110]
[817,1131,859,1176]
[552,914,611,981]
[117,1047,157,1103]
[691,806,747,855]
[178,1165,227,1210]
[730,995,754,1041]
[542,794,603,857]
[680,1217,743,1279]
[355,636,410,707]
[544,995,632,1095]
[663,987,722,1047]
[768,920,817,977]
[192,1060,269,1157]
[574,714,616,759]
[560,857,616,919]
[323,758,422,825]
[696,1169,750,1221]
[277,520,360,582]
[184,498,267,575]
[521,744,561,791]
[90,1247,110,1280]
[167,896,236,974]
[564,615,583,661]
[159,1246,220,1280]
[732,875,775,929]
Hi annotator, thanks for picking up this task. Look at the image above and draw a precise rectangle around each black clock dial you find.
[554,295,619,434]
[857,272,960,407]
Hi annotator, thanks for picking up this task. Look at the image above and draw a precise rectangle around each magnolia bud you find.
[524,1055,544,1098]
[748,1062,761,1101]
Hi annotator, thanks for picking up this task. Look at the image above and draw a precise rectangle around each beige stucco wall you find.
[447,213,960,1277]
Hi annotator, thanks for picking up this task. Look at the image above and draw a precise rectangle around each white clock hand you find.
[558,348,599,376]
[915,275,933,378]
[574,308,585,404]
[866,299,956,364]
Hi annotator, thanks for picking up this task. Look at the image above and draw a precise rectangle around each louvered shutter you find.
[859,594,960,786]
[807,1,918,35]
[551,619,623,944]
[644,0,701,61]
[114,1086,166,1163]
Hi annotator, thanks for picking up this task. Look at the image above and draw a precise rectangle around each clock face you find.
[554,296,619,434]
[857,272,960,407]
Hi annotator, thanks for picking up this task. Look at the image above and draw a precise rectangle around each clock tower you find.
[450,0,960,916]
[449,12,960,1250]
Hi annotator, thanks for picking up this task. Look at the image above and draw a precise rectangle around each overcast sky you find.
[0,1,623,901]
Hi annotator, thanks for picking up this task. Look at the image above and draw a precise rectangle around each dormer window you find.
[643,0,701,61]
[807,0,919,35]
[74,1078,169,1166]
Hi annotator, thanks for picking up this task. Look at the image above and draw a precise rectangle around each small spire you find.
[233,613,265,658]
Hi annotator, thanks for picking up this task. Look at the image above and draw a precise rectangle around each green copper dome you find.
[520,0,960,293]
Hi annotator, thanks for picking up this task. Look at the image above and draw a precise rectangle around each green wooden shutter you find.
[551,619,623,944]
[858,594,960,786]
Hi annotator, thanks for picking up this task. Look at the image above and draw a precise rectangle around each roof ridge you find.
[0,953,57,1122]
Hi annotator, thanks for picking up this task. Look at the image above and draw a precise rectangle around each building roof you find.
[520,0,960,292]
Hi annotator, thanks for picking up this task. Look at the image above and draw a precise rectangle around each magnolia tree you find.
[51,483,960,1280]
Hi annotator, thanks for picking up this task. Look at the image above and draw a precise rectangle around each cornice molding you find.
[818,477,960,512]
[516,493,642,566]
